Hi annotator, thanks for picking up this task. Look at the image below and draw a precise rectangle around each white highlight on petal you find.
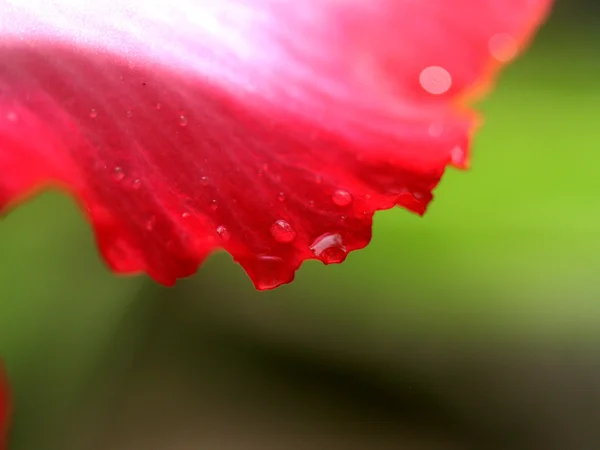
[0,0,266,89]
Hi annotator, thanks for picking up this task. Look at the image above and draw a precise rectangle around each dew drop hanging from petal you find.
[310,233,348,264]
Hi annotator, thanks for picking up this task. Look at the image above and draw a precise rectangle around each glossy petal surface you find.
[0,0,552,289]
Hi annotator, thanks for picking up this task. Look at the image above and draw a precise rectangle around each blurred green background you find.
[2,1,600,449]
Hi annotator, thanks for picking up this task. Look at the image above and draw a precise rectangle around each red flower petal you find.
[0,0,551,289]
[0,364,9,450]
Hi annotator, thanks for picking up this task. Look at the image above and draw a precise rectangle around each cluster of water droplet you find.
[88,107,191,128]
[112,157,355,287]
[212,185,353,273]
[111,166,146,191]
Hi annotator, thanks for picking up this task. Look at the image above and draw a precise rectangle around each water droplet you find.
[270,220,296,243]
[112,166,125,181]
[155,102,162,110]
[310,233,347,264]
[89,108,98,118]
[419,66,452,95]
[332,189,353,207]
[6,111,17,122]
[315,175,323,185]
[277,192,286,202]
[255,255,286,290]
[145,216,157,231]
[488,33,518,62]
[200,176,210,187]
[179,115,188,127]
[126,110,133,118]
[216,225,230,241]
[181,211,191,219]
[131,178,142,189]
[210,199,218,211]
[308,200,316,208]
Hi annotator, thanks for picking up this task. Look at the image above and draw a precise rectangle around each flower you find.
[0,0,552,289]
[0,364,9,450]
